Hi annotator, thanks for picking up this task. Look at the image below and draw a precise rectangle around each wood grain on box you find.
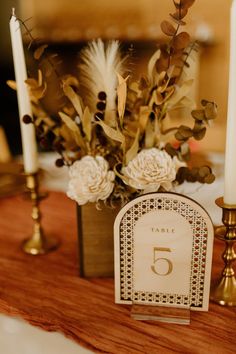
[77,203,118,277]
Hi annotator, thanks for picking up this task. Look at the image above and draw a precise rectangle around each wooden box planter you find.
[77,204,119,277]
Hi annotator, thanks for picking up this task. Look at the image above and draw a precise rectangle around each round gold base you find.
[214,225,227,240]
[22,235,60,255]
[210,276,236,306]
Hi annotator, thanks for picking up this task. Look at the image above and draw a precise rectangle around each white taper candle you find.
[9,8,38,173]
[224,0,236,205]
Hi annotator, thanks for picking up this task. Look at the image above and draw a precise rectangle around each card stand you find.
[130,303,191,325]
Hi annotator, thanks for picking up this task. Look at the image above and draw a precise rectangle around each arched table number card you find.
[114,192,214,325]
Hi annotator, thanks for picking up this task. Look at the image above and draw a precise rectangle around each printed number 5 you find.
[151,247,173,276]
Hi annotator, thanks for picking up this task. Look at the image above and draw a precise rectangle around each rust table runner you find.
[0,191,235,353]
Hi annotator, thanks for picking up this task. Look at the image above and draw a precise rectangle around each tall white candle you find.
[9,8,38,174]
[224,0,236,205]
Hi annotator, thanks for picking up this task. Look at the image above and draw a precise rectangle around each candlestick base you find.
[210,197,236,306]
[211,275,236,306]
[22,235,59,255]
[22,172,60,255]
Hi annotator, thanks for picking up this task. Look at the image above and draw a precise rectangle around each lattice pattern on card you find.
[132,291,189,306]
[119,195,208,308]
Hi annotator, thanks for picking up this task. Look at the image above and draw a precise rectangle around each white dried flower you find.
[67,155,115,205]
[122,148,181,193]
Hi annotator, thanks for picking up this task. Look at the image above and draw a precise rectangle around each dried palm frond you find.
[79,39,126,126]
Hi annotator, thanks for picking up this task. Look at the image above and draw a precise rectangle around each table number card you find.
[114,193,214,312]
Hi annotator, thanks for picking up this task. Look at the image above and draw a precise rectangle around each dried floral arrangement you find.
[9,0,217,207]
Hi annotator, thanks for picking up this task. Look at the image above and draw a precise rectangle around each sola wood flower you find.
[67,155,115,205]
[122,148,184,193]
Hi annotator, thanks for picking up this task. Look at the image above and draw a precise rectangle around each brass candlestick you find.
[22,172,59,255]
[210,197,236,306]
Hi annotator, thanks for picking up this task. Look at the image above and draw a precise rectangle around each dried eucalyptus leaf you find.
[160,45,170,58]
[172,48,184,59]
[170,8,188,20]
[198,166,211,177]
[193,127,206,140]
[165,143,177,157]
[204,173,215,184]
[205,102,217,120]
[125,128,140,164]
[161,20,176,36]
[191,167,199,177]
[186,173,196,182]
[175,131,186,141]
[34,44,48,60]
[171,57,184,67]
[193,121,204,131]
[173,32,191,50]
[178,125,193,138]
[169,13,186,26]
[191,109,205,121]
[176,166,189,184]
[156,57,169,73]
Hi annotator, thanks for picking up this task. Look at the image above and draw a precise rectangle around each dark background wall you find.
[0,0,231,155]
[0,0,21,155]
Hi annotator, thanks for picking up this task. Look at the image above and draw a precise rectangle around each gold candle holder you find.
[210,197,236,306]
[22,172,60,255]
